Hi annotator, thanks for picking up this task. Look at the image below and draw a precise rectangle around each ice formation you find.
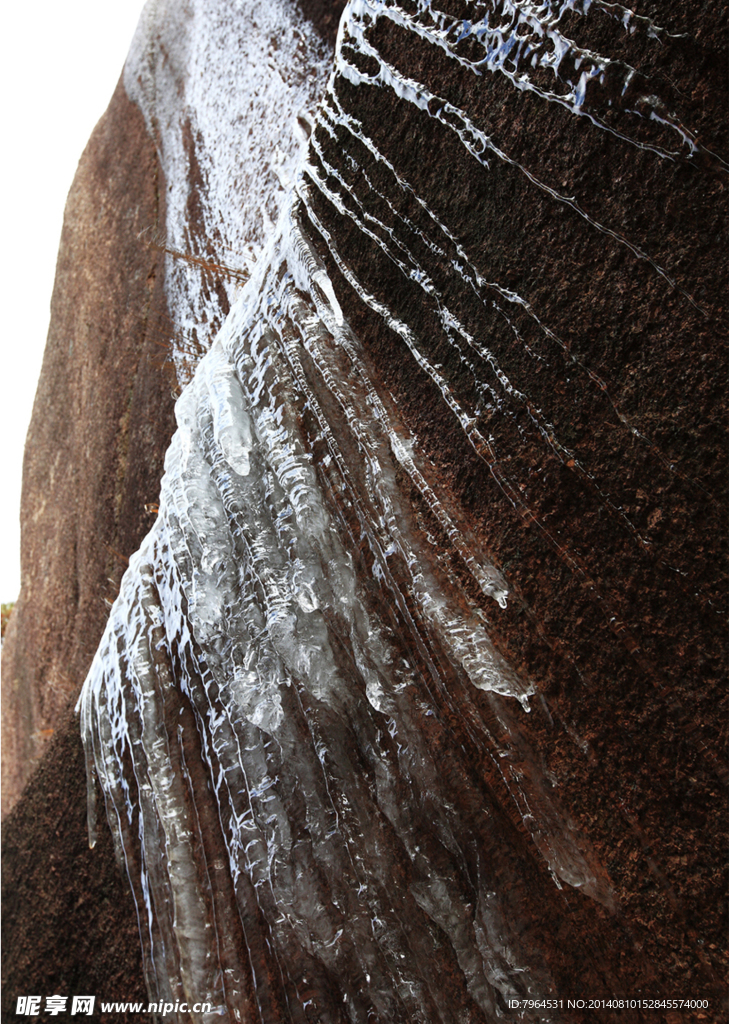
[76,0,712,1017]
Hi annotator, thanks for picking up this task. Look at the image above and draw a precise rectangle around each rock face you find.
[1,71,178,1017]
[3,0,727,1020]
[2,0,342,1014]
[1,72,178,1015]
[1,77,176,815]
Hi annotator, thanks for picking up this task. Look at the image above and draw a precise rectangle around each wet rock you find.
[3,1,727,1020]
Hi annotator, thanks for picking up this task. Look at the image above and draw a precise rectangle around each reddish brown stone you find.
[1,75,176,815]
[3,1,727,1018]
[2,74,175,1012]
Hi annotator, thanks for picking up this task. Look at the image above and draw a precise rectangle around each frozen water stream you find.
[74,0,712,1018]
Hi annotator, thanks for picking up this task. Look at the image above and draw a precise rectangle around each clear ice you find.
[73,0,698,1017]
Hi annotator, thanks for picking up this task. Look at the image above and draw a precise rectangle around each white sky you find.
[0,1,148,604]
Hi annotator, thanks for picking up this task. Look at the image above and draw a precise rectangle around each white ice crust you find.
[76,1,625,1017]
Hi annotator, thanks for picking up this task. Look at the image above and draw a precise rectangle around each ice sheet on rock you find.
[77,0,631,1019]
[341,0,715,165]
[124,0,333,382]
[80,193,613,1015]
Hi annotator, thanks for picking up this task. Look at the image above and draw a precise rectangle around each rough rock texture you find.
[77,0,727,1019]
[298,1,728,1011]
[1,76,176,814]
[1,711,148,1021]
[2,0,727,1021]
[2,74,174,1013]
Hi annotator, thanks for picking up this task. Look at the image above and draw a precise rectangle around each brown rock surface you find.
[1,712,148,1020]
[296,0,728,1012]
[2,74,174,1013]
[2,0,727,1019]
[1,75,175,815]
[2,5,347,1015]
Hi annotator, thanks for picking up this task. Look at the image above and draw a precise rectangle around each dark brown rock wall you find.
[2,74,174,1016]
[299,0,727,1008]
[1,713,148,1021]
[2,1,727,1019]
[1,76,176,815]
